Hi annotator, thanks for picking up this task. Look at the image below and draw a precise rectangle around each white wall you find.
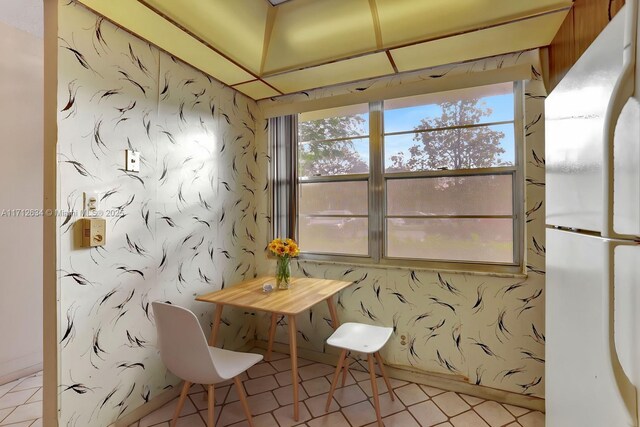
[0,19,44,383]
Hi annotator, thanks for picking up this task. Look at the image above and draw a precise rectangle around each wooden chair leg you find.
[207,384,215,427]
[375,352,394,401]
[234,376,254,427]
[170,381,191,427]
[326,349,347,411]
[368,354,383,427]
[341,352,351,386]
[266,313,278,361]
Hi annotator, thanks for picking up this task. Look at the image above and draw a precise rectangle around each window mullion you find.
[369,101,384,262]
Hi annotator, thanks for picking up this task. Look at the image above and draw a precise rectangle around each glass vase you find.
[276,257,291,290]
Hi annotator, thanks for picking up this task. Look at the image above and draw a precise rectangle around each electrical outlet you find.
[125,149,141,173]
[83,191,101,217]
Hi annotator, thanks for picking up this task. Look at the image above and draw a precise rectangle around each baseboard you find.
[110,340,257,427]
[253,340,545,413]
[0,361,43,386]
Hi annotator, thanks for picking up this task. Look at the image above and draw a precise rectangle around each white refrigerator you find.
[546,1,640,426]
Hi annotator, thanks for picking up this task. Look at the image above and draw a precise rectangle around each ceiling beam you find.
[385,51,399,73]
[260,5,278,75]
[368,0,383,49]
[135,0,284,95]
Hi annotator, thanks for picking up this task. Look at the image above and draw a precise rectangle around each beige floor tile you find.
[503,404,530,417]
[394,384,429,406]
[432,392,470,417]
[302,377,331,397]
[139,397,197,427]
[450,410,490,427]
[358,376,396,397]
[324,371,356,387]
[332,384,367,407]
[272,403,312,427]
[0,380,22,398]
[228,412,279,427]
[0,421,32,427]
[474,401,515,426]
[176,413,206,426]
[0,407,14,423]
[8,378,41,393]
[380,410,421,427]
[242,375,279,395]
[275,370,293,386]
[371,392,405,418]
[458,394,484,406]
[270,357,314,372]
[215,401,246,426]
[273,384,308,406]
[247,362,277,379]
[188,383,206,395]
[307,411,351,427]
[407,400,448,427]
[434,423,454,427]
[299,364,336,381]
[245,391,279,415]
[420,385,447,397]
[304,393,339,418]
[349,368,371,382]
[267,352,289,361]
[190,387,228,411]
[505,423,523,427]
[0,391,39,411]
[29,419,42,427]
[342,400,379,427]
[1,402,41,425]
[25,391,41,405]
[518,411,544,427]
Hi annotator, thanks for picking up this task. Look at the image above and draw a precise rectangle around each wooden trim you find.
[385,50,399,73]
[260,6,571,78]
[43,0,59,425]
[368,0,384,49]
[135,0,284,95]
[231,79,260,87]
[260,5,279,75]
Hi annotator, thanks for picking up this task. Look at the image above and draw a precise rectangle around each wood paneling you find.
[548,0,625,91]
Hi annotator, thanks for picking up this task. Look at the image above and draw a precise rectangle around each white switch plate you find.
[83,191,101,217]
[125,149,141,173]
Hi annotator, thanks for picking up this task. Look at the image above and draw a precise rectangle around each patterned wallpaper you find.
[55,1,546,426]
[255,64,547,399]
[56,2,266,426]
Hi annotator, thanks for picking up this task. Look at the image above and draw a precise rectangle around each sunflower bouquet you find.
[268,238,300,289]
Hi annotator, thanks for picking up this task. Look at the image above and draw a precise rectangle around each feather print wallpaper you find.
[255,61,547,399]
[56,2,266,426]
[55,1,546,425]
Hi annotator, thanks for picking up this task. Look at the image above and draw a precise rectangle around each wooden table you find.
[196,275,354,421]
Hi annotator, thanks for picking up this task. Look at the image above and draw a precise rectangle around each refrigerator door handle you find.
[602,0,638,240]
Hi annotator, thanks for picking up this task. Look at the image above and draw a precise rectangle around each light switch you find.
[83,191,100,217]
[81,217,106,247]
[125,149,141,173]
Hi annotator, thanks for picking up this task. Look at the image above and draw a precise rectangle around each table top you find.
[196,276,354,315]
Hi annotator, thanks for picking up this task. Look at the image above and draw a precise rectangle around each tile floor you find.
[130,352,545,427]
[0,355,544,427]
[0,371,42,427]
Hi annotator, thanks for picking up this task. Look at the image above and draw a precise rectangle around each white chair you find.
[152,302,263,427]
[326,322,394,427]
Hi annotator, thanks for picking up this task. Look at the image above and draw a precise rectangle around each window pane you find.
[384,83,514,133]
[385,124,514,172]
[299,104,369,141]
[299,181,368,215]
[299,216,368,255]
[299,137,369,178]
[386,218,513,263]
[386,175,512,216]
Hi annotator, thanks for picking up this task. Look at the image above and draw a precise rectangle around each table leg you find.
[209,304,224,346]
[266,313,278,361]
[288,314,299,421]
[326,295,340,329]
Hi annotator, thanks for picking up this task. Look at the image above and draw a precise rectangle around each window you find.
[278,82,523,273]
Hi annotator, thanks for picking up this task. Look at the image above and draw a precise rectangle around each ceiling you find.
[75,0,571,100]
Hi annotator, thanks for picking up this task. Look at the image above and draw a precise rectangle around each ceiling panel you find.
[264,52,394,93]
[263,0,378,74]
[390,10,568,73]
[376,0,572,47]
[140,0,268,74]
[233,80,281,100]
[76,0,254,85]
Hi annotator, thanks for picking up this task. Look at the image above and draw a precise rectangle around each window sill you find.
[289,256,528,279]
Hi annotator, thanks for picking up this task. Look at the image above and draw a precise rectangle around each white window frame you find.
[289,81,525,275]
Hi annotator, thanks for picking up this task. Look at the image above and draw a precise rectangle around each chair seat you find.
[209,347,263,380]
[327,322,393,354]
